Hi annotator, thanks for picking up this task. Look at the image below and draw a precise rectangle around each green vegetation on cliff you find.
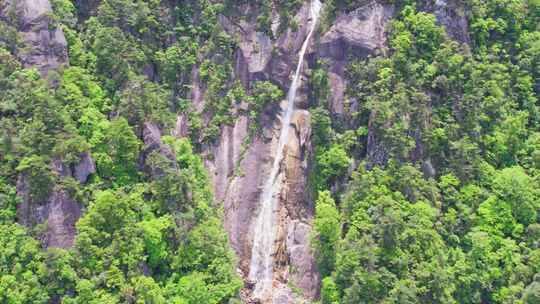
[0,0,242,302]
[312,2,540,303]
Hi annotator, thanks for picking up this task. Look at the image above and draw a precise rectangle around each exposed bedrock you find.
[208,3,321,302]
[1,0,68,76]
[318,0,394,115]
[422,0,471,44]
[184,0,472,302]
[17,153,95,248]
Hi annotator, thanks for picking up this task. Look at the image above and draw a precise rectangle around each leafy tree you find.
[312,191,341,277]
[94,118,140,186]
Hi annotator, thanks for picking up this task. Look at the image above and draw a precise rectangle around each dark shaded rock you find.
[420,0,470,44]
[52,153,96,183]
[140,122,177,177]
[74,0,101,21]
[74,152,96,183]
[366,115,389,168]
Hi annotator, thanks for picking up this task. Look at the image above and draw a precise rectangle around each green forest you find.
[0,0,539,303]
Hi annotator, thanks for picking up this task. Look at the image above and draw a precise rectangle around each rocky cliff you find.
[1,0,68,76]
[1,0,93,249]
[5,0,471,301]
[200,1,397,302]
[204,1,469,302]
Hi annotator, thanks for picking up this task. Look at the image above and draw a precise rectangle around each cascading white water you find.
[248,0,322,301]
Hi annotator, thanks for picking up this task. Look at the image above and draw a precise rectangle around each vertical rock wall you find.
[1,0,68,76]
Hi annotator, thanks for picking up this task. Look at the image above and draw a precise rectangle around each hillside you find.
[0,0,539,303]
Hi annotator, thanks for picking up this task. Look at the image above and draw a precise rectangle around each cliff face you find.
[5,0,470,301]
[202,1,469,302]
[201,1,397,302]
[1,0,68,76]
[1,0,93,249]
[16,152,95,248]
[208,4,321,301]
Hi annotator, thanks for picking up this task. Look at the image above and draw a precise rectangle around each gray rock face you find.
[17,152,95,248]
[430,0,470,44]
[17,176,81,248]
[140,122,177,177]
[172,114,189,139]
[74,152,96,183]
[1,0,68,75]
[43,189,82,248]
[286,221,319,300]
[319,1,394,60]
[318,1,394,115]
[51,152,96,183]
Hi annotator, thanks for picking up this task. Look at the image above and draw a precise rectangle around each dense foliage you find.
[1,0,539,303]
[312,2,540,303]
[0,0,243,302]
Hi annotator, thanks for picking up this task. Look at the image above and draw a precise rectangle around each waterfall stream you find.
[248,0,322,301]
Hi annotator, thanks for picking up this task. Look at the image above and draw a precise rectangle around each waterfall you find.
[248,0,322,301]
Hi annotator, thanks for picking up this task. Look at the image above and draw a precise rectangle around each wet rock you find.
[220,137,268,271]
[275,2,312,57]
[210,116,248,202]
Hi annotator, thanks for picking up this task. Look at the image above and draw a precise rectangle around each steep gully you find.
[248,0,322,302]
